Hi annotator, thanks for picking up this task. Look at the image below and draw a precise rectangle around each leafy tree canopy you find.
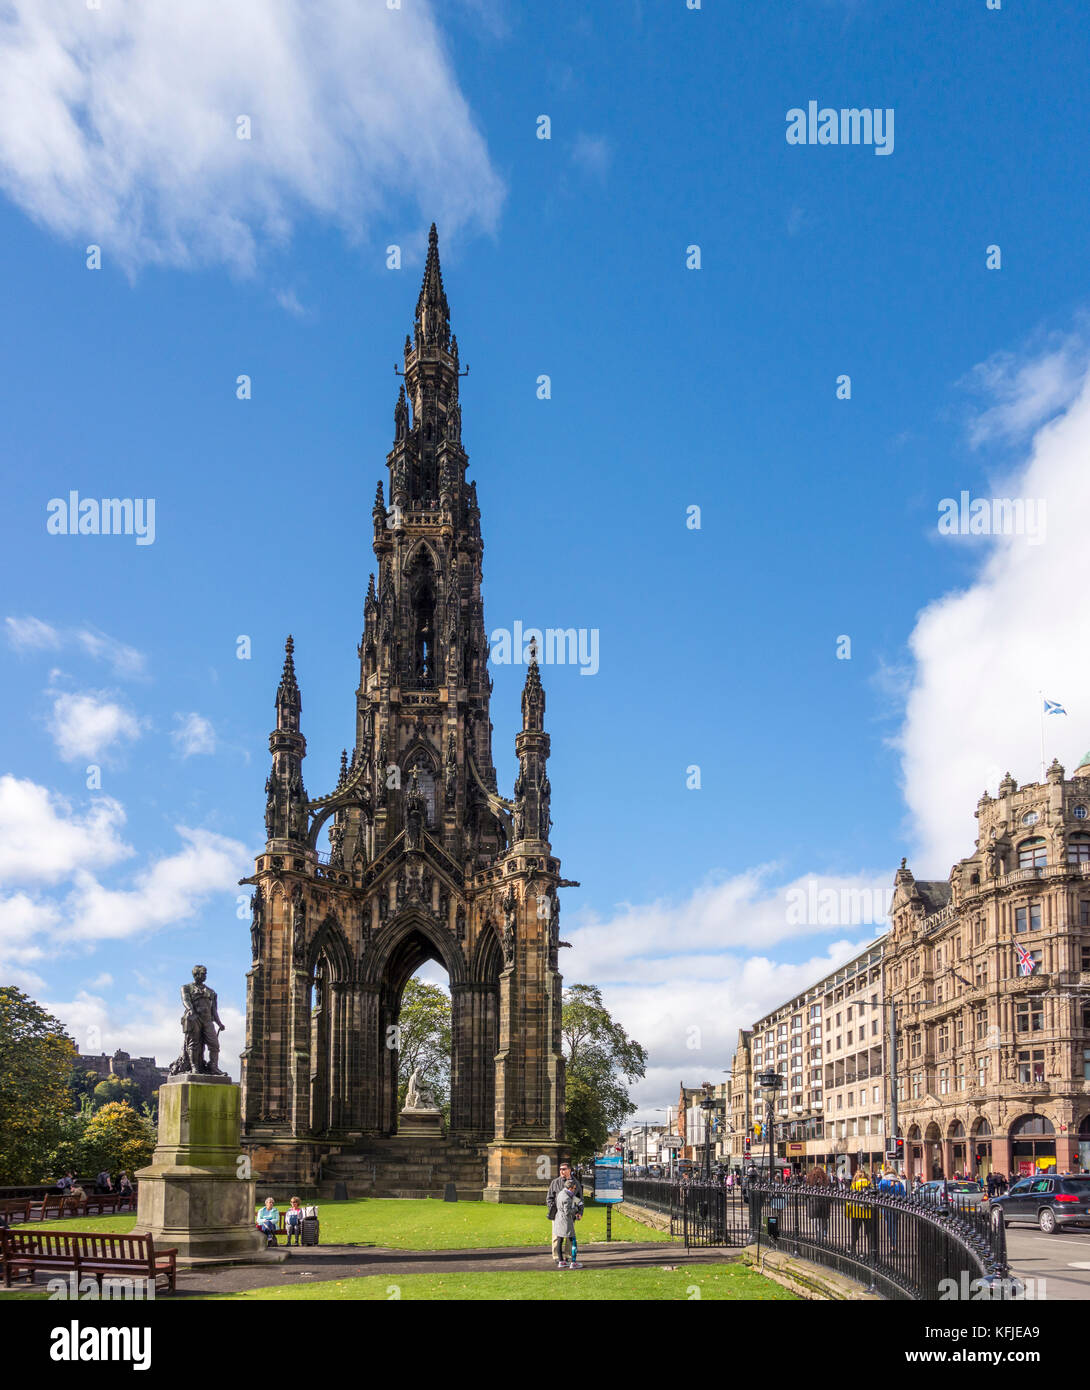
[83,1102,156,1179]
[0,987,77,1183]
[562,984,646,1162]
[395,977,452,1113]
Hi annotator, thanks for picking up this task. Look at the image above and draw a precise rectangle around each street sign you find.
[885,1151,898,1162]
[594,1153,624,1204]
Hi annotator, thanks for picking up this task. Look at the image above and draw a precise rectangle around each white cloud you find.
[45,987,247,1081]
[274,288,306,318]
[0,892,56,966]
[0,1,503,274]
[961,329,1089,447]
[48,689,143,762]
[64,827,251,942]
[571,133,612,181]
[4,616,62,651]
[897,347,1090,872]
[564,870,887,1113]
[5,617,146,676]
[73,627,146,678]
[172,712,216,758]
[0,775,132,885]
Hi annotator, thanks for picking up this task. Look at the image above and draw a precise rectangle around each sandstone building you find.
[888,758,1090,1178]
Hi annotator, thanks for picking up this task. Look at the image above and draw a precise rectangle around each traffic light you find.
[893,1137,904,1157]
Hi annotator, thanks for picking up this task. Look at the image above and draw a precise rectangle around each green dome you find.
[1079,751,1090,770]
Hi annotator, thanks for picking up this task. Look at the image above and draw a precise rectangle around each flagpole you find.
[1039,690,1046,781]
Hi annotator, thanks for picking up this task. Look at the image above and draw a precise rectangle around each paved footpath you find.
[173,1241,731,1296]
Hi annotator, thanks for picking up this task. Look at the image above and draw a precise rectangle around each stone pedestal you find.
[484,1140,564,1203]
[398,1108,443,1139]
[135,1075,280,1265]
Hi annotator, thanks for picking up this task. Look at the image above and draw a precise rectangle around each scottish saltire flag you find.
[1044,699,1067,715]
[1015,943,1036,976]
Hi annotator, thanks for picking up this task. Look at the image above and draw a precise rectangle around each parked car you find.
[917,1179,987,1210]
[988,1174,1090,1233]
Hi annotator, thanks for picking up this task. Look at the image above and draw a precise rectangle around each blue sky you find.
[2,0,1090,1114]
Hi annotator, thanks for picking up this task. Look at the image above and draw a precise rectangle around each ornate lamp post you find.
[700,1084,716,1180]
[757,1069,784,1186]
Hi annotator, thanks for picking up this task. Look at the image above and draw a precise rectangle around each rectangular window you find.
[1019,841,1047,869]
[1080,900,1090,927]
[975,960,988,988]
[975,1010,986,1040]
[837,1094,843,1110]
[1081,945,1090,972]
[956,1016,965,1048]
[1017,1050,1045,1084]
[1016,1000,1044,1032]
[937,1023,949,1053]
[873,1085,880,1104]
[938,1067,949,1095]
[911,1073,922,1099]
[1084,1049,1090,1082]
[978,1056,987,1087]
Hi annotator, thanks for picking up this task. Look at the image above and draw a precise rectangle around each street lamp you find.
[757,1069,784,1186]
[700,1085,716,1180]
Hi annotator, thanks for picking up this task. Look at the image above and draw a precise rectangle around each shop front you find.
[1009,1113,1056,1176]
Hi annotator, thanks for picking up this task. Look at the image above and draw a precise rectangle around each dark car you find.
[917,1179,986,1211]
[989,1174,1090,1233]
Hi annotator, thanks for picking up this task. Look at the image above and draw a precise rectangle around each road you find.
[1005,1224,1090,1301]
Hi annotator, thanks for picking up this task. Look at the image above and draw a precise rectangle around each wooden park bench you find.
[0,1229,177,1292]
[66,1192,124,1217]
[0,1199,32,1225]
[27,1193,72,1222]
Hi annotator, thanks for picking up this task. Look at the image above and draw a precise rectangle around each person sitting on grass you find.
[284,1196,304,1246]
[257,1197,280,1245]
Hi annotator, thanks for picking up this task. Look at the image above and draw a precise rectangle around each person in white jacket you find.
[552,1181,577,1268]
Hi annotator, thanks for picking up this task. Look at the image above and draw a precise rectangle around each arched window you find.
[1068,833,1090,864]
[1009,1113,1055,1138]
[1018,836,1047,869]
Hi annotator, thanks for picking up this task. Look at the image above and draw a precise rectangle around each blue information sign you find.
[594,1153,624,1204]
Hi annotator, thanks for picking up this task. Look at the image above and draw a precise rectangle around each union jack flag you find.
[1015,943,1036,976]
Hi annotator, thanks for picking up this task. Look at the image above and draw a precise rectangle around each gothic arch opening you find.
[367,910,498,1136]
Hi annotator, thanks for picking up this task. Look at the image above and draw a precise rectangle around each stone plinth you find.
[135,1076,280,1265]
[484,1140,565,1203]
[398,1108,443,1139]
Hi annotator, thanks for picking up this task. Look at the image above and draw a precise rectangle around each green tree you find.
[82,1102,156,1178]
[91,1075,145,1111]
[562,984,647,1162]
[395,978,452,1113]
[0,987,77,1183]
[67,1068,104,1109]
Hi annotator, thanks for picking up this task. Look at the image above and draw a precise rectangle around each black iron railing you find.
[617,1177,1008,1299]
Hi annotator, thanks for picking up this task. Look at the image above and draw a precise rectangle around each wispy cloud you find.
[960,327,1090,447]
[5,618,146,677]
[172,712,216,758]
[0,1,503,274]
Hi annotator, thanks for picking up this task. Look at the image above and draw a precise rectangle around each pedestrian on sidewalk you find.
[552,1179,578,1269]
[546,1162,582,1226]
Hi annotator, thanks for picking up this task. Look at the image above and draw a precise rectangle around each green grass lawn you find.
[206,1264,795,1301]
[32,1198,672,1250]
